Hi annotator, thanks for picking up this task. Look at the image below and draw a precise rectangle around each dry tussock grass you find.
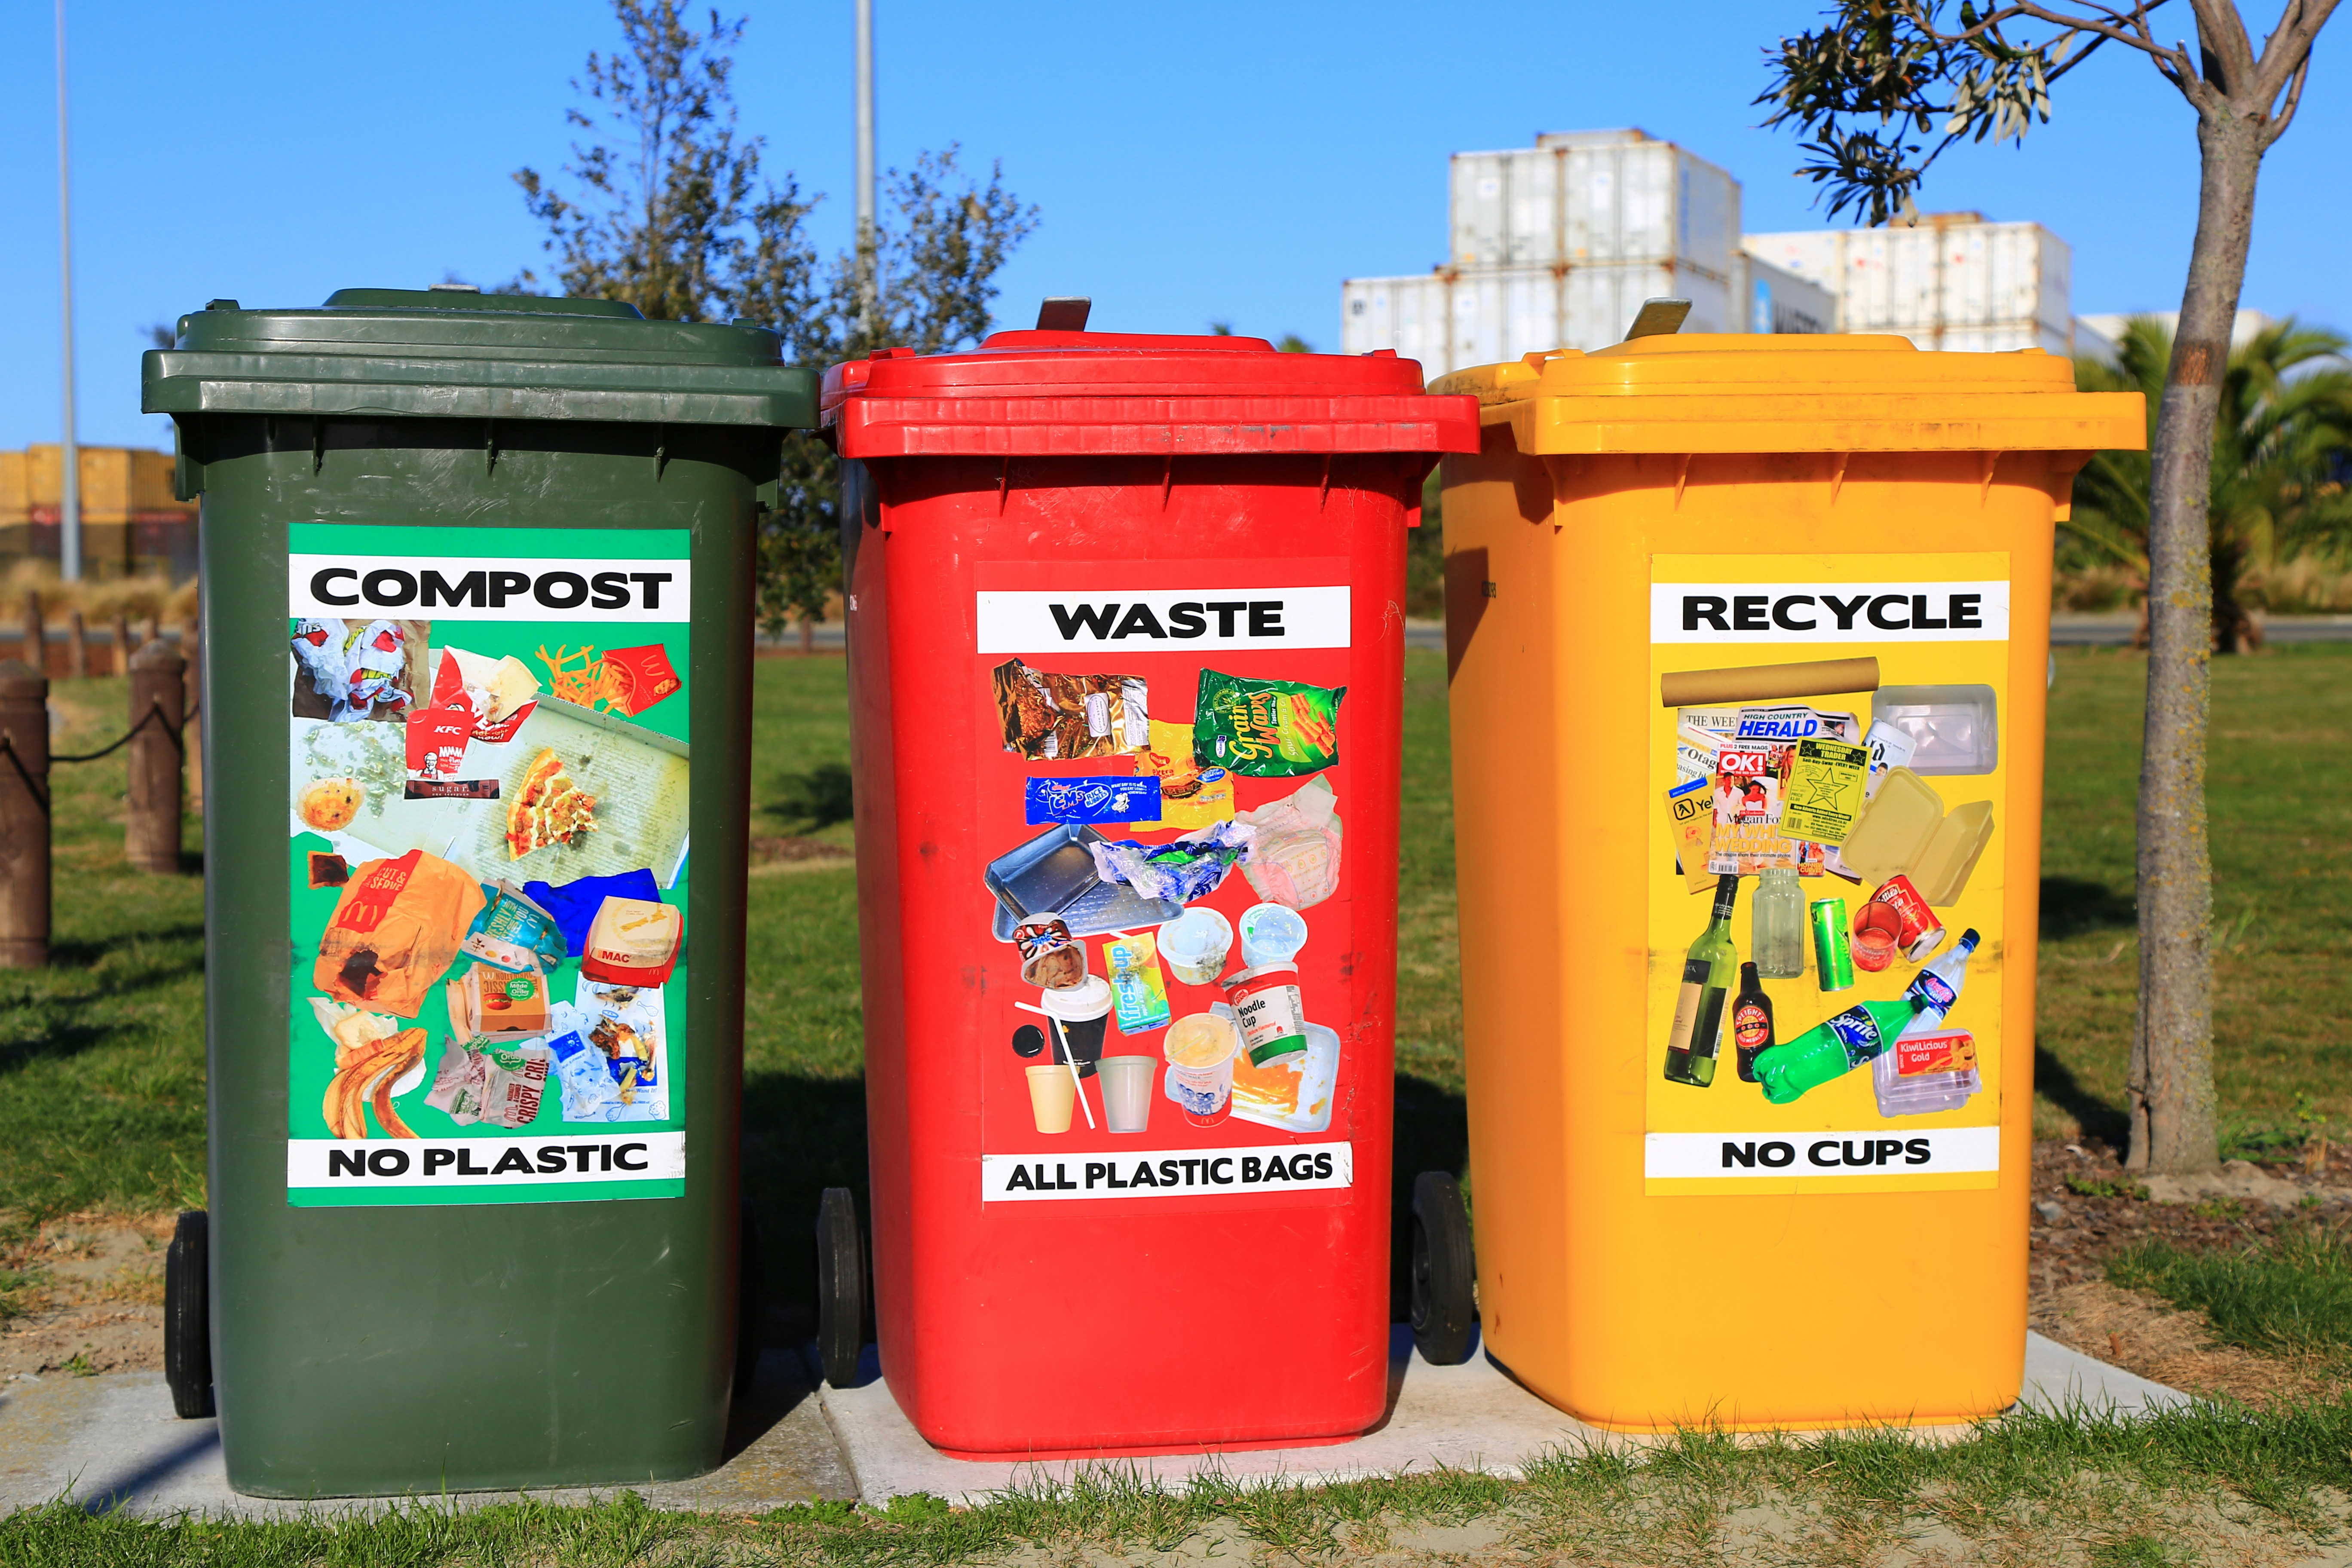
[3,560,197,627]
[2035,1278,2343,1408]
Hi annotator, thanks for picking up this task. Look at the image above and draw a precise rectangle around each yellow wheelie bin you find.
[1434,331,2142,1430]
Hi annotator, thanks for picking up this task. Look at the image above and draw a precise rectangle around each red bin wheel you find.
[1410,1173,1476,1366]
[814,1188,865,1389]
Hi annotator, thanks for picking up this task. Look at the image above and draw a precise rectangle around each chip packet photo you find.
[597,643,684,716]
[1193,669,1343,776]
[1127,719,1234,831]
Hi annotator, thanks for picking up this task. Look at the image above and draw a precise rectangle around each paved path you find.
[0,1332,2180,1516]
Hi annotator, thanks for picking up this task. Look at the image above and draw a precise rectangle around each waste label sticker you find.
[980,1142,1352,1201]
[977,586,1351,652]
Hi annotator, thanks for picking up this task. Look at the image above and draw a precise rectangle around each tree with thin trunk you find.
[1759,0,2337,1175]
[514,0,1038,639]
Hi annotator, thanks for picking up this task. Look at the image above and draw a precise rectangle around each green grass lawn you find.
[2034,644,2352,1151]
[0,677,205,1225]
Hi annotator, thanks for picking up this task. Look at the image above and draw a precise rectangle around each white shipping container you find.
[1340,273,1452,368]
[1341,263,1733,379]
[1733,250,1834,335]
[1922,322,2073,356]
[1742,219,2071,344]
[1450,129,1740,282]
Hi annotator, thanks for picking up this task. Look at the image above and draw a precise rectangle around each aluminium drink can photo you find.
[1809,897,1855,993]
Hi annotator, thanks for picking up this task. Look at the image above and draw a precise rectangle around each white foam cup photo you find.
[1097,1054,1156,1133]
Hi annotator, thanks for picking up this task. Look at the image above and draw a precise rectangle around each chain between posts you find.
[0,704,199,817]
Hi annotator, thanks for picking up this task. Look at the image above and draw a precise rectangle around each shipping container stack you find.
[1341,129,1834,375]
[1743,212,2086,356]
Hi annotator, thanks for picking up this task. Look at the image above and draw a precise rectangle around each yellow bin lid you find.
[1429,334,2146,456]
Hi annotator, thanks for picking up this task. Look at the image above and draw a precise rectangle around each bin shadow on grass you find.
[2,922,206,1075]
[742,1072,872,1342]
[1390,1074,1471,1320]
[2040,875,2137,939]
[2036,1045,2130,1149]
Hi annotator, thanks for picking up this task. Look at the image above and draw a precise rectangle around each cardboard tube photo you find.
[1660,656,1882,709]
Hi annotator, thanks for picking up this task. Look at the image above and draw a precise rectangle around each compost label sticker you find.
[968,558,1361,1201]
[1644,552,2010,1196]
[283,523,691,1208]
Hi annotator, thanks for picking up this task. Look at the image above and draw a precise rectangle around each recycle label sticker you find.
[1644,552,2010,1196]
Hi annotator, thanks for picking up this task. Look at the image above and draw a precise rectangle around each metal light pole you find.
[854,0,876,331]
[55,0,81,583]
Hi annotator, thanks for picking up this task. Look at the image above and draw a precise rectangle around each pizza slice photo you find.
[505,748,600,860]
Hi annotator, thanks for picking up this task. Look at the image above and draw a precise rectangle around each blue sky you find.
[3,0,2344,451]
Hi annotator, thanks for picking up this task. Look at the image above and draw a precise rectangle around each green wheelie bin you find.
[141,286,816,1495]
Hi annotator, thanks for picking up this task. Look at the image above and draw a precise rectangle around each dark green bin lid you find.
[142,287,817,428]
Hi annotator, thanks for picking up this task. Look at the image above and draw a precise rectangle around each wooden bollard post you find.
[21,591,44,677]
[68,611,88,677]
[185,598,203,711]
[0,659,49,968]
[184,607,204,812]
[127,640,186,875]
[111,612,132,676]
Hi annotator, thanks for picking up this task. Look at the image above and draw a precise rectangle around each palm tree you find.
[2070,318,2352,652]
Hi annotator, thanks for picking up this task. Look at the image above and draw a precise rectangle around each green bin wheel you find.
[1410,1172,1476,1366]
[815,1188,864,1389]
[734,1197,766,1400]
[164,1210,215,1419]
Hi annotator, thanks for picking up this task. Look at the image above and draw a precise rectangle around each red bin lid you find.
[824,328,1480,459]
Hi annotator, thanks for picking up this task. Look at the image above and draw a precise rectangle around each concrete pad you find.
[2021,1331,2198,1416]
[0,1330,2189,1516]
[818,1328,2193,1507]
[0,1348,854,1518]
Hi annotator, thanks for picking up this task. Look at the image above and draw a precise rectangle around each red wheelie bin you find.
[819,302,1477,1456]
